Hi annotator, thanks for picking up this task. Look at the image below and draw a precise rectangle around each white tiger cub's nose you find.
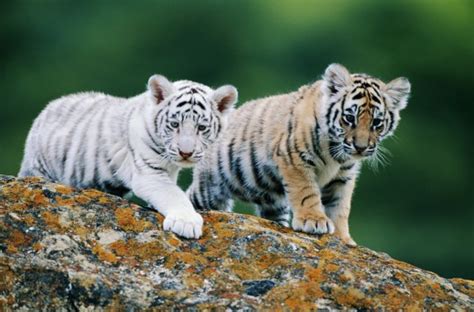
[177,136,195,156]
[177,124,195,159]
[179,150,193,159]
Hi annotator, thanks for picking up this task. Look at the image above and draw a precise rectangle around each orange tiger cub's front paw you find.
[292,213,335,235]
[339,235,357,247]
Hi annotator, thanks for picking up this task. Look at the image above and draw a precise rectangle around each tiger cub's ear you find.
[147,75,175,104]
[384,77,411,111]
[212,85,238,115]
[323,63,352,96]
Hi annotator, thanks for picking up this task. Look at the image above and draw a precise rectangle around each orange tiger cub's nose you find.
[354,144,368,154]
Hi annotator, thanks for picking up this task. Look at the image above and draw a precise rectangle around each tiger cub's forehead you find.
[348,74,385,110]
[174,80,214,96]
[351,73,383,91]
[166,80,216,121]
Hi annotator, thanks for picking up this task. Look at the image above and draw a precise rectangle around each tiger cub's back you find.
[19,92,129,191]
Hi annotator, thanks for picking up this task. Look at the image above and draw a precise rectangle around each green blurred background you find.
[1,1,472,278]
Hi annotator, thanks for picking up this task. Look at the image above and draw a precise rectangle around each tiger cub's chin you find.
[19,74,238,239]
[188,63,410,245]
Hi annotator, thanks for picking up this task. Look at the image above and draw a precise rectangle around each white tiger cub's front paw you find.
[163,210,203,239]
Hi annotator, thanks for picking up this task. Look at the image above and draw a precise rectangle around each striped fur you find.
[19,75,238,239]
[188,64,410,245]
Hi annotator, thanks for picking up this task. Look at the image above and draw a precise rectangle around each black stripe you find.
[299,152,316,167]
[174,92,188,101]
[328,84,338,95]
[371,86,381,97]
[387,111,395,133]
[145,121,165,151]
[332,109,339,124]
[325,101,337,127]
[324,177,350,189]
[195,101,206,110]
[198,171,209,208]
[310,124,326,165]
[301,194,316,206]
[321,194,340,207]
[141,157,166,171]
[249,140,266,190]
[285,115,294,164]
[352,92,365,100]
[178,85,191,91]
[371,94,381,104]
[176,100,190,107]
[76,104,103,183]
[340,163,355,170]
[263,165,285,195]
[92,107,108,187]
[260,206,289,220]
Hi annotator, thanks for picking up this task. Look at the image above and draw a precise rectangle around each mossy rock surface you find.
[0,175,472,310]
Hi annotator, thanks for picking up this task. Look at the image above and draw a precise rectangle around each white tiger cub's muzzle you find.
[177,122,197,161]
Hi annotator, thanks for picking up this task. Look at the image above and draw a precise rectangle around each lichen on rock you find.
[0,175,472,310]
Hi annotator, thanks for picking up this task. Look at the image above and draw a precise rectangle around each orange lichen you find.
[183,275,204,289]
[8,203,28,212]
[227,262,265,280]
[265,281,324,310]
[167,236,182,247]
[332,286,370,307]
[55,195,75,207]
[22,214,36,226]
[6,229,31,254]
[75,195,91,205]
[82,189,103,198]
[33,192,49,206]
[109,239,164,261]
[6,245,17,254]
[32,242,43,252]
[115,207,152,232]
[98,196,112,205]
[0,265,15,291]
[23,177,42,183]
[41,211,64,233]
[55,185,73,195]
[306,267,325,282]
[1,183,29,201]
[74,225,90,237]
[325,263,339,273]
[92,244,118,264]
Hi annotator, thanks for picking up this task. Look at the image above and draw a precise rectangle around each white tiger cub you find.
[19,75,238,238]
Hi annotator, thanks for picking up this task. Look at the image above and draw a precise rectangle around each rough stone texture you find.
[0,175,472,311]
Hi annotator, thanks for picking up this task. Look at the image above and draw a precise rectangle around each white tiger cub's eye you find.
[170,121,179,128]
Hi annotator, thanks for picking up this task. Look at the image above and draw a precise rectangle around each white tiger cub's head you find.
[321,63,411,162]
[146,75,238,167]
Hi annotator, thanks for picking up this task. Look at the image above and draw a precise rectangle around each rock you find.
[0,175,472,310]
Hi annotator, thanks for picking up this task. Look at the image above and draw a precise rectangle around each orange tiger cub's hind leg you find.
[276,156,335,235]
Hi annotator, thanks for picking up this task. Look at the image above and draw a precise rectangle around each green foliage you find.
[1,0,472,278]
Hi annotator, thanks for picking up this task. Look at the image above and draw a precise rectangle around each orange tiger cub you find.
[187,64,410,246]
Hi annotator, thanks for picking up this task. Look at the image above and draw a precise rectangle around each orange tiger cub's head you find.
[321,63,411,162]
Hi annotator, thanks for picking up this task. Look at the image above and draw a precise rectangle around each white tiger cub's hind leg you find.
[256,198,291,227]
[132,170,203,239]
